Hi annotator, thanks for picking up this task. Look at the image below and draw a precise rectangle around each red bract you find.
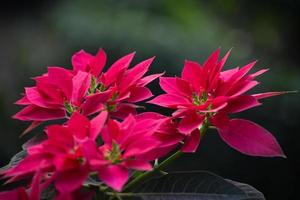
[149,48,285,157]
[3,112,107,199]
[133,112,184,159]
[1,47,289,199]
[13,68,91,123]
[89,114,166,191]
[13,49,161,133]
[0,170,41,200]
[78,49,162,118]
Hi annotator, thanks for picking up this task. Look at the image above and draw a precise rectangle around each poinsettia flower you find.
[0,169,41,200]
[149,48,286,157]
[72,48,107,77]
[78,49,163,118]
[14,49,162,134]
[89,114,166,191]
[13,68,91,123]
[133,112,184,159]
[0,187,29,200]
[3,112,107,199]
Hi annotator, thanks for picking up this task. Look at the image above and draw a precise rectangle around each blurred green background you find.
[0,0,299,199]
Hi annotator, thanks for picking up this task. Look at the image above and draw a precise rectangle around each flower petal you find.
[127,87,153,102]
[216,119,286,157]
[68,112,90,139]
[71,50,94,72]
[47,67,73,100]
[124,160,152,171]
[89,48,107,77]
[252,91,290,100]
[71,71,91,106]
[81,90,111,116]
[148,94,191,108]
[119,57,154,92]
[90,111,108,140]
[13,105,65,121]
[103,52,135,86]
[182,129,201,153]
[159,77,192,97]
[138,72,164,86]
[181,60,205,92]
[98,165,128,192]
[111,103,137,119]
[226,95,261,113]
[55,169,89,193]
[178,112,205,135]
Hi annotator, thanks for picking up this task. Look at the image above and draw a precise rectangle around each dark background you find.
[0,0,299,199]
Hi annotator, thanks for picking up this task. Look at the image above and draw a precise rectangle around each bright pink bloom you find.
[13,68,91,123]
[14,49,161,133]
[89,114,166,191]
[3,112,107,199]
[0,170,41,200]
[0,187,29,200]
[149,48,285,157]
[76,49,163,118]
[133,112,184,159]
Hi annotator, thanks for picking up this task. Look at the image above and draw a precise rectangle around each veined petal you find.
[252,91,290,100]
[138,72,164,86]
[47,67,73,100]
[216,119,285,157]
[0,187,28,200]
[249,68,269,78]
[159,77,193,97]
[181,60,205,92]
[15,96,31,105]
[71,71,91,106]
[124,160,152,171]
[228,80,259,97]
[111,103,137,119]
[226,95,261,113]
[90,111,108,140]
[182,129,201,153]
[89,48,107,77]
[68,112,90,139]
[148,94,191,108]
[81,90,111,116]
[119,57,154,92]
[71,50,94,72]
[124,138,160,157]
[218,48,231,71]
[98,165,128,192]
[25,87,59,108]
[103,52,135,86]
[178,112,205,135]
[55,169,89,193]
[29,170,41,200]
[21,121,42,136]
[13,105,65,121]
[228,61,257,84]
[203,48,220,72]
[126,87,153,102]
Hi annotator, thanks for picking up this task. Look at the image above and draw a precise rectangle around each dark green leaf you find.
[0,150,27,171]
[126,171,265,200]
[22,133,47,150]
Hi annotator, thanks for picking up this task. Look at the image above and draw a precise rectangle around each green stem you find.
[123,123,209,192]
[123,150,183,192]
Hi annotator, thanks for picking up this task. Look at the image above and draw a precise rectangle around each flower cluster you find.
[0,48,286,200]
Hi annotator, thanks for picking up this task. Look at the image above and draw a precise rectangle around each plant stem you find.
[123,150,183,192]
[123,123,209,192]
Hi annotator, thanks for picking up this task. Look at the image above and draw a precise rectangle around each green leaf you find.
[22,133,47,150]
[0,150,27,171]
[125,171,265,200]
